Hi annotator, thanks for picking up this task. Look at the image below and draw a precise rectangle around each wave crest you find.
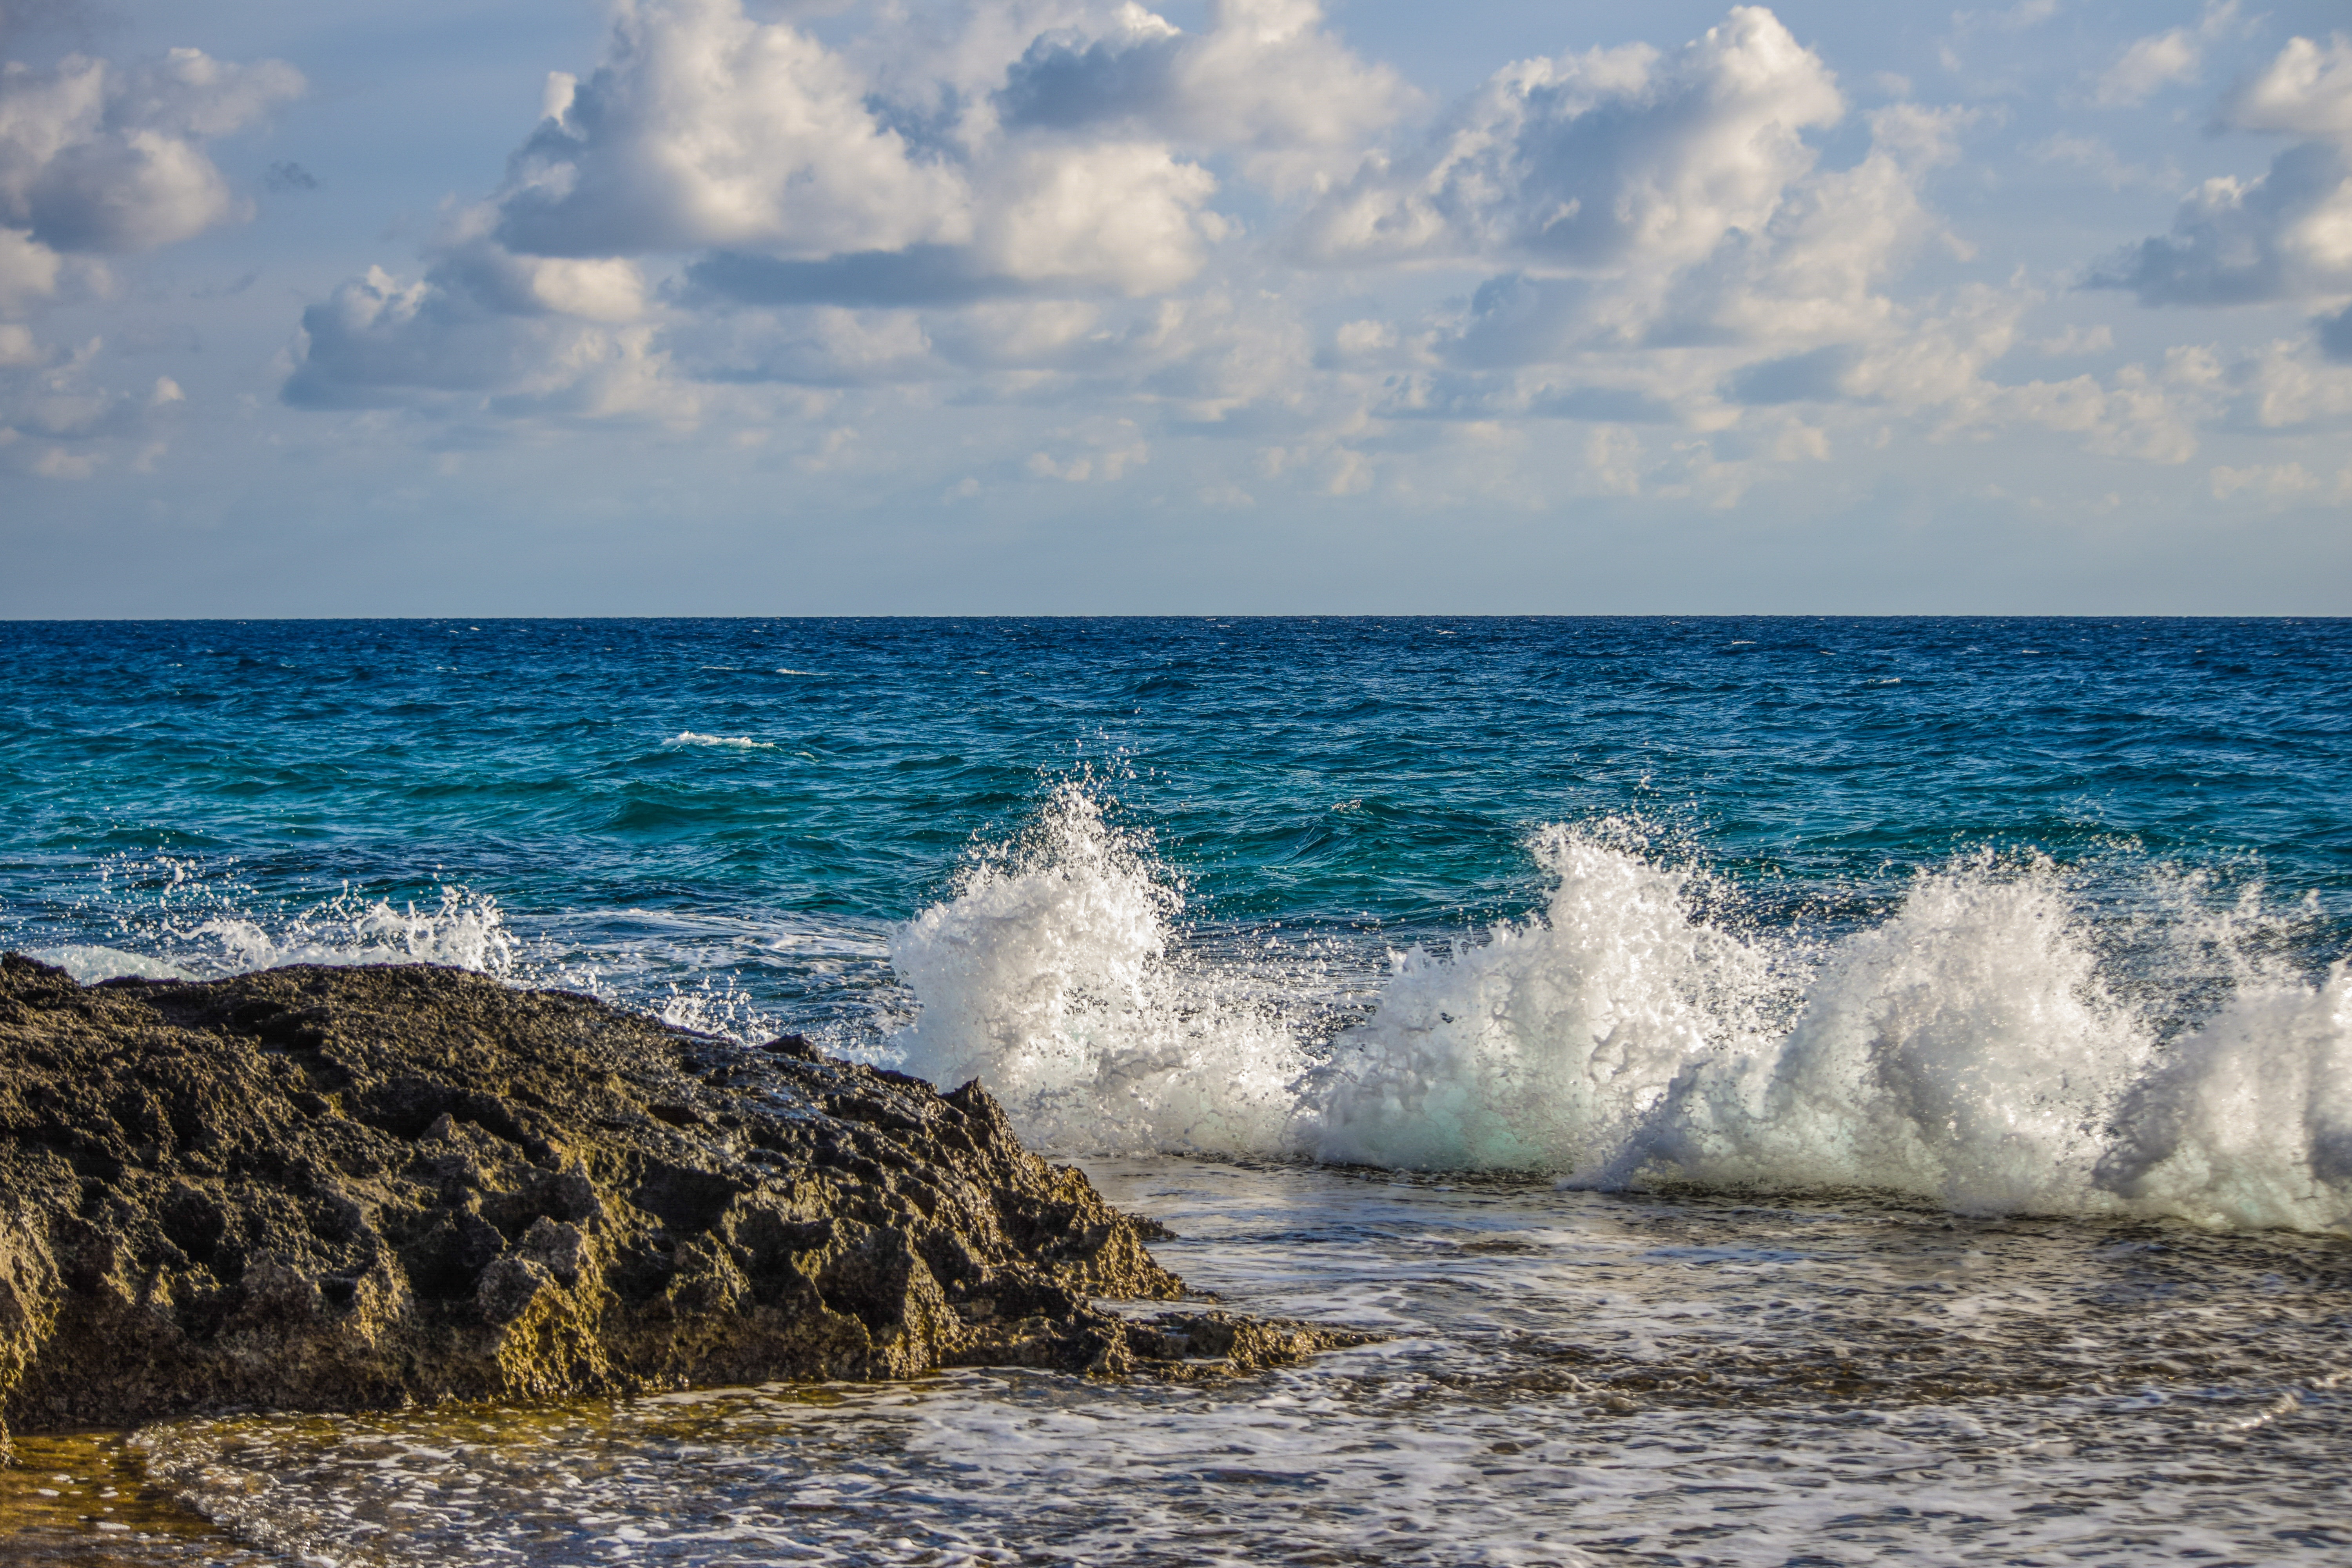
[889,795,2352,1234]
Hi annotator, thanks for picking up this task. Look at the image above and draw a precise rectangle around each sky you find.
[2,0,2350,616]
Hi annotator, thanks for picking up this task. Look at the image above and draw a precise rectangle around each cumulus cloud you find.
[0,38,300,473]
[2093,33,2352,306]
[996,0,1407,188]
[281,260,676,418]
[0,218,59,312]
[1383,90,1970,428]
[0,330,189,475]
[2224,32,2352,138]
[1296,7,1842,271]
[268,0,2306,497]
[492,0,970,260]
[289,0,1327,407]
[970,138,1219,294]
[2209,459,2316,499]
[0,47,302,261]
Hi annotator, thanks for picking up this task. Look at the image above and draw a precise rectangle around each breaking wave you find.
[888,788,2352,1235]
[666,731,779,750]
[32,873,519,984]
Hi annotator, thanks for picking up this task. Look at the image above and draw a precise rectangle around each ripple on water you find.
[0,1430,260,1566]
[39,1160,2345,1567]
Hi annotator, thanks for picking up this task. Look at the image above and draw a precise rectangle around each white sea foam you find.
[185,885,520,977]
[26,944,198,983]
[666,731,778,749]
[887,794,2352,1234]
[45,878,523,984]
[890,784,1303,1155]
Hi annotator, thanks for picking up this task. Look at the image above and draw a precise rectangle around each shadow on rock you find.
[0,955,1375,1458]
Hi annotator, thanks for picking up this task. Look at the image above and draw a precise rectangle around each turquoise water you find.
[5,617,2350,1216]
[7,615,2345,960]
[7,617,2352,1566]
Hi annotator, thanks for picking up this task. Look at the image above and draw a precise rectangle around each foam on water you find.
[187,886,520,976]
[36,874,521,984]
[110,1161,2352,1568]
[665,731,778,750]
[27,944,200,983]
[891,784,1304,1154]
[887,793,2352,1234]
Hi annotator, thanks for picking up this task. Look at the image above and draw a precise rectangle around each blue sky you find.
[3,0,2349,615]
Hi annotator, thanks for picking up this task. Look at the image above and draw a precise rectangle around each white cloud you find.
[492,0,970,260]
[2094,2,2241,108]
[0,327,187,467]
[31,442,93,476]
[280,262,682,418]
[2235,335,2352,427]
[970,138,1218,294]
[1298,7,1842,272]
[2095,29,2199,107]
[261,0,2335,501]
[996,0,1409,190]
[0,47,301,265]
[0,38,301,467]
[287,0,1285,408]
[0,223,58,312]
[2224,32,2352,139]
[1402,96,1973,411]
[1966,344,2225,464]
[2094,32,2352,305]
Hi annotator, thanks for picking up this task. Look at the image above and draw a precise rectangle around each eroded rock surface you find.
[0,956,1370,1458]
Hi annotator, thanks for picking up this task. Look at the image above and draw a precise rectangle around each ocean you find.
[3,615,2349,1565]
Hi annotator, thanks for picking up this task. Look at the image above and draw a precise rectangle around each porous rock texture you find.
[0,955,1368,1459]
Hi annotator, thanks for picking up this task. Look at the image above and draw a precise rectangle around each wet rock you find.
[0,956,1372,1459]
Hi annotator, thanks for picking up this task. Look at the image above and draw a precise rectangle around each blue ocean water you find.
[10,617,2352,1568]
[6,617,2351,1216]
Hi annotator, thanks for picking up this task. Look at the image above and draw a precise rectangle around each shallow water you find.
[0,1429,261,1565]
[14,1159,2333,1567]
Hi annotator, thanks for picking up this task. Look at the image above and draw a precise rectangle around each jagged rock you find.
[0,955,1372,1459]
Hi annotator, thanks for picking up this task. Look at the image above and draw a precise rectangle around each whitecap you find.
[26,945,198,983]
[187,885,519,977]
[665,731,779,750]
[886,790,2352,1235]
[889,783,1303,1156]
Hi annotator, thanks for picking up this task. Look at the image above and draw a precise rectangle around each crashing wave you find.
[887,789,2352,1235]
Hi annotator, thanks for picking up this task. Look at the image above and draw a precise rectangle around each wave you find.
[39,882,519,984]
[666,731,779,750]
[27,944,199,983]
[891,785,1303,1154]
[886,789,2352,1235]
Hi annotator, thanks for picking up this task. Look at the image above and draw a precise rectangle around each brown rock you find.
[0,955,1372,1459]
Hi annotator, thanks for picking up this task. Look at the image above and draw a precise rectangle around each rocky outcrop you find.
[0,955,1369,1459]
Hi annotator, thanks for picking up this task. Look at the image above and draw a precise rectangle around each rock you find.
[0,955,1372,1460]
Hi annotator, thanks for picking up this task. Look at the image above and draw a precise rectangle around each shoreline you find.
[0,955,1371,1462]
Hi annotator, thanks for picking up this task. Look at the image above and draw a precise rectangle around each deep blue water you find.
[6,617,2346,999]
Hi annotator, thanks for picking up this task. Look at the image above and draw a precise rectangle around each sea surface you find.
[3,616,2349,1565]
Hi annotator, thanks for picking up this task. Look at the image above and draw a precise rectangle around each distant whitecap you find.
[664,731,778,750]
